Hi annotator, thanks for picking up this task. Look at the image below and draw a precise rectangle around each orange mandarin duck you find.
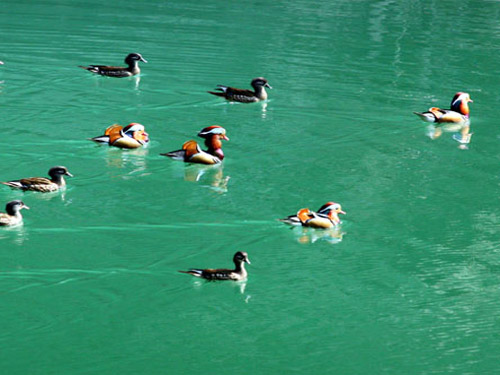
[414,92,473,124]
[161,125,229,165]
[281,202,346,229]
[91,123,149,149]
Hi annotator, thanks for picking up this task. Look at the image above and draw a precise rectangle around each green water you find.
[1,0,500,373]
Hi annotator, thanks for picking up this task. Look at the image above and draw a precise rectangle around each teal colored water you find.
[1,0,500,373]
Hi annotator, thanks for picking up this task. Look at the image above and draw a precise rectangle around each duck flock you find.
[0,53,474,281]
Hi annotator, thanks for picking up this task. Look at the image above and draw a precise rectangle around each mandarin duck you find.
[179,251,251,281]
[161,125,229,165]
[1,166,73,192]
[91,123,149,149]
[208,77,272,103]
[281,202,346,229]
[414,92,473,124]
[0,200,29,226]
[79,53,147,77]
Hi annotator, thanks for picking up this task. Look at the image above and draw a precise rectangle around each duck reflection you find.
[294,226,344,245]
[0,223,28,245]
[183,164,230,193]
[427,123,472,148]
[104,147,149,178]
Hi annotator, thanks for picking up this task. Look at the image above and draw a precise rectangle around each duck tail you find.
[208,91,225,97]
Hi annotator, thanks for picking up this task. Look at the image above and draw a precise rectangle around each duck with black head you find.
[179,251,251,281]
[79,53,147,77]
[208,77,272,103]
[1,166,73,192]
[0,200,30,226]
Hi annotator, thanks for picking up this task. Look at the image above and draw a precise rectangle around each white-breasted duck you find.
[208,77,272,103]
[79,53,147,77]
[91,123,149,149]
[280,202,346,229]
[161,125,229,165]
[1,166,73,192]
[414,92,473,124]
[179,251,251,281]
[0,200,29,226]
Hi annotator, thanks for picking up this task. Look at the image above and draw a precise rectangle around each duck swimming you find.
[0,200,30,226]
[280,202,346,229]
[179,251,251,281]
[208,77,272,103]
[91,123,149,149]
[1,166,73,192]
[414,92,473,124]
[161,125,229,165]
[79,53,147,77]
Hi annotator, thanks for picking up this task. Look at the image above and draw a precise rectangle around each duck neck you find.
[6,206,20,217]
[127,60,140,74]
[234,261,247,277]
[205,136,224,160]
[51,174,66,186]
[254,86,267,100]
[451,100,470,117]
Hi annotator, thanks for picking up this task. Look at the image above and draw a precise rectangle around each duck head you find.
[48,166,73,184]
[450,92,473,117]
[318,202,346,216]
[125,53,147,65]
[251,77,272,90]
[233,251,251,266]
[198,125,229,160]
[5,200,29,216]
[123,123,149,144]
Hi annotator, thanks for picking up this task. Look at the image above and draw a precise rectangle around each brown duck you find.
[0,200,30,226]
[1,166,73,192]
[208,77,272,103]
[79,53,147,77]
[179,251,251,281]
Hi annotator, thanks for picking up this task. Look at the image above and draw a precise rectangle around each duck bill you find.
[339,210,346,215]
[245,258,251,264]
[265,83,272,89]
[221,134,229,141]
[23,205,30,210]
[65,172,74,177]
[141,57,148,63]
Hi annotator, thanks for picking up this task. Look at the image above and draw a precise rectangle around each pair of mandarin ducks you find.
[90,123,229,165]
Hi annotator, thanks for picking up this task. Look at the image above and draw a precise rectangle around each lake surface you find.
[1,0,500,373]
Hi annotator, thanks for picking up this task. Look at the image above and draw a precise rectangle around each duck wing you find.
[79,65,131,77]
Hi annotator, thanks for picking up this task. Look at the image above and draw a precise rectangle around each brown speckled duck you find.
[1,166,73,192]
[208,77,272,103]
[179,251,251,281]
[161,125,229,164]
[91,123,149,149]
[414,92,473,124]
[0,200,29,226]
[280,202,346,229]
[79,53,147,77]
